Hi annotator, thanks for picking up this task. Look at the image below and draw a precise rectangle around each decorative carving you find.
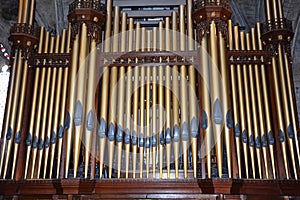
[193,0,231,42]
[68,0,106,44]
[29,53,71,68]
[9,23,39,60]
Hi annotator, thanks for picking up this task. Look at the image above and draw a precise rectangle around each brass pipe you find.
[107,6,120,179]
[228,20,242,178]
[264,0,272,21]
[256,23,276,179]
[283,51,300,169]
[158,21,165,179]
[28,0,35,25]
[210,21,223,178]
[30,31,50,179]
[187,0,198,178]
[152,27,157,178]
[146,30,152,179]
[45,36,59,179]
[240,32,256,179]
[139,27,146,179]
[17,0,23,23]
[246,33,262,179]
[277,44,298,179]
[116,12,127,179]
[200,34,212,178]
[132,22,141,179]
[1,51,23,179]
[0,50,17,177]
[251,27,269,179]
[73,23,88,178]
[165,17,171,179]
[180,5,189,179]
[21,0,28,23]
[271,0,278,20]
[35,36,55,179]
[64,33,79,178]
[24,27,45,179]
[84,32,97,179]
[98,0,113,179]
[56,25,71,179]
[219,30,232,178]
[124,18,134,179]
[172,11,180,179]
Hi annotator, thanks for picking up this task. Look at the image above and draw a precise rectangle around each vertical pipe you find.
[58,24,72,179]
[240,32,256,178]
[164,17,172,179]
[228,20,242,178]
[152,27,158,178]
[116,12,127,179]
[98,0,113,179]
[73,23,88,178]
[246,33,263,179]
[251,27,270,179]
[234,26,249,178]
[45,36,58,179]
[187,0,198,179]
[158,21,165,179]
[124,18,134,179]
[256,23,277,179]
[24,27,45,179]
[132,22,141,179]
[179,5,189,178]
[107,6,120,179]
[139,27,146,179]
[172,11,180,179]
[146,30,152,179]
[30,31,50,179]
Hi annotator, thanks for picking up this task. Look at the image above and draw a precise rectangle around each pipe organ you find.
[0,0,300,199]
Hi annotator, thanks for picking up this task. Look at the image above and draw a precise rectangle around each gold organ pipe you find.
[35,36,55,179]
[172,11,180,179]
[0,50,17,177]
[2,52,23,178]
[17,0,23,23]
[165,17,171,179]
[124,18,134,179]
[278,44,298,179]
[55,29,69,179]
[264,0,272,21]
[210,21,223,178]
[256,23,276,179]
[28,0,35,25]
[24,27,45,179]
[65,33,79,178]
[56,26,71,179]
[46,36,59,179]
[283,51,300,168]
[246,33,263,179]
[73,23,88,178]
[200,34,212,178]
[234,26,249,178]
[146,30,152,179]
[152,27,157,178]
[98,0,113,179]
[84,31,97,179]
[228,20,242,178]
[107,6,120,179]
[179,5,189,178]
[30,31,50,179]
[187,0,198,178]
[116,12,127,179]
[139,27,146,179]
[250,27,270,179]
[158,21,165,179]
[240,32,256,178]
[132,22,141,179]
[219,30,232,178]
[21,0,28,24]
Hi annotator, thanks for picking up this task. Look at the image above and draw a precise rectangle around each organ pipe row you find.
[0,0,300,180]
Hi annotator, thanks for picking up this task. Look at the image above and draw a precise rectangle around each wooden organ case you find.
[0,0,300,199]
